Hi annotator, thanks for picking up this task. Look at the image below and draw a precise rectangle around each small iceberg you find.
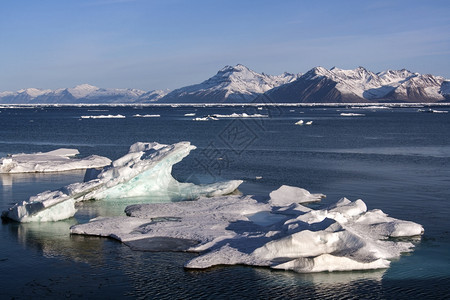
[2,142,242,222]
[212,113,268,118]
[193,116,219,121]
[0,149,111,174]
[295,120,313,125]
[417,109,448,114]
[340,113,365,117]
[133,114,161,118]
[71,185,424,273]
[81,114,126,119]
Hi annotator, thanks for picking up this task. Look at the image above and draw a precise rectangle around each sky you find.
[0,0,449,92]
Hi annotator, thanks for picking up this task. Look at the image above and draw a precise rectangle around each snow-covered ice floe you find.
[417,109,448,114]
[295,120,313,125]
[211,113,268,118]
[0,149,111,174]
[193,113,267,121]
[133,114,161,118]
[70,184,423,273]
[1,142,242,222]
[81,114,126,119]
[340,113,365,117]
[193,116,219,121]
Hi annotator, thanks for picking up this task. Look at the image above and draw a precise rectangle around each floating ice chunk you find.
[269,185,325,206]
[295,119,313,125]
[81,114,126,119]
[133,114,160,117]
[5,197,77,223]
[193,116,218,121]
[71,185,424,274]
[212,113,268,118]
[418,109,448,113]
[0,149,111,173]
[340,113,365,117]
[2,142,243,222]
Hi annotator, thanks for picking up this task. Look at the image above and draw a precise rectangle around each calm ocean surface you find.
[0,104,449,299]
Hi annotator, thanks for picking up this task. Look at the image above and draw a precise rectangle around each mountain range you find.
[1,65,449,104]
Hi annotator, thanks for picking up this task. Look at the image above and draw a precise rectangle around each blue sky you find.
[0,0,449,91]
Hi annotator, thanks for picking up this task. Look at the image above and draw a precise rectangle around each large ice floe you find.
[1,142,242,222]
[70,184,424,273]
[0,148,111,173]
[2,141,424,273]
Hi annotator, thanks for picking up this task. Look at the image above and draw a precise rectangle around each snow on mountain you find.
[0,84,147,104]
[0,65,448,104]
[159,64,299,103]
[383,74,447,102]
[441,81,450,100]
[258,66,448,103]
[137,89,170,102]
[67,84,100,98]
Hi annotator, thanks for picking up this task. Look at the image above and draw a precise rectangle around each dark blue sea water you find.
[0,104,449,299]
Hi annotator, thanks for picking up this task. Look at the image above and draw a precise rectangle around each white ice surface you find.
[70,185,424,273]
[269,185,324,206]
[81,114,126,119]
[133,114,161,117]
[2,142,242,222]
[340,113,365,117]
[212,113,268,118]
[0,149,111,173]
[193,116,219,121]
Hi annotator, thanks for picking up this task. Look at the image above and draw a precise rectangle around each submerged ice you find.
[1,142,242,222]
[71,185,424,273]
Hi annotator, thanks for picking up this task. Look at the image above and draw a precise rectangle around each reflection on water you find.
[6,219,110,265]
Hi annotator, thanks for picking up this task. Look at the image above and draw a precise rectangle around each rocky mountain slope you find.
[257,66,449,103]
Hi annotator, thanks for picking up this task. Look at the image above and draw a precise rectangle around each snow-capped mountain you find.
[1,65,448,104]
[137,89,170,102]
[158,64,299,103]
[258,66,449,103]
[0,84,150,104]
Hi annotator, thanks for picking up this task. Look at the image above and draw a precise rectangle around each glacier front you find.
[1,142,243,222]
[70,185,424,273]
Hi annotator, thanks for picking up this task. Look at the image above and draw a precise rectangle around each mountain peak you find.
[219,64,250,73]
[159,64,297,103]
[73,83,99,90]
[68,84,100,98]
